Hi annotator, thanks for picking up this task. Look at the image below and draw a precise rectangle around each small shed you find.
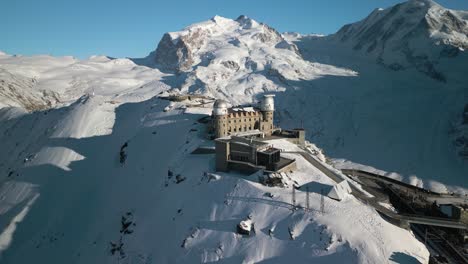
[237,219,252,235]
[327,180,352,201]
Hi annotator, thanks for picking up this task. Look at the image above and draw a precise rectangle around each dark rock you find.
[176,174,186,184]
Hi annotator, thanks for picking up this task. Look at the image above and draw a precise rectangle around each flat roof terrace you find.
[260,147,280,154]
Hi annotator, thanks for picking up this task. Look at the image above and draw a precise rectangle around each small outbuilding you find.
[237,219,252,235]
[327,180,352,201]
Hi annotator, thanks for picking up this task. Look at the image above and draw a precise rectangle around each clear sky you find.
[2,0,467,59]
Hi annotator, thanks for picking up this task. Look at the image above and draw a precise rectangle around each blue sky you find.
[2,0,467,59]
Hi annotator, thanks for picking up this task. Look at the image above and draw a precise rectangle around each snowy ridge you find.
[0,53,168,111]
[287,0,468,192]
[144,15,356,105]
[329,0,468,81]
[0,69,59,111]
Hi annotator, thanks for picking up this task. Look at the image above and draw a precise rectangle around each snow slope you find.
[329,0,468,82]
[1,0,467,262]
[282,1,468,191]
[0,96,429,263]
[0,53,429,263]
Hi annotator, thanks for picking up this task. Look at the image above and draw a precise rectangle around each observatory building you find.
[211,95,276,139]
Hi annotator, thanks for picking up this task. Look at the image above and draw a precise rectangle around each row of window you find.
[227,118,259,123]
[220,123,273,133]
[231,154,250,162]
[228,126,253,132]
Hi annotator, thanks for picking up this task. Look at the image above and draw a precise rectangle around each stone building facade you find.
[212,95,275,139]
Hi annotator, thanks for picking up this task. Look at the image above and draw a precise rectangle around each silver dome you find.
[260,94,275,111]
[213,99,229,109]
[213,99,229,115]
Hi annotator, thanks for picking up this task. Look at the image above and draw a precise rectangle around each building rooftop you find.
[215,135,269,149]
[260,147,280,154]
[230,106,257,112]
[216,130,263,140]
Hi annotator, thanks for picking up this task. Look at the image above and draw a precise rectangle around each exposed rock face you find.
[275,40,301,55]
[220,60,240,71]
[154,32,197,72]
[0,69,59,111]
[251,24,283,44]
[147,15,341,105]
[152,15,300,73]
[331,0,468,81]
[450,103,468,159]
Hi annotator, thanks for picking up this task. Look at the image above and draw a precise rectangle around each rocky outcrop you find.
[220,60,240,71]
[152,15,299,74]
[0,69,59,111]
[451,104,468,159]
[463,104,468,124]
[154,32,198,72]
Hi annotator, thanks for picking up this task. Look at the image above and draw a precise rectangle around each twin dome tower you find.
[212,95,275,138]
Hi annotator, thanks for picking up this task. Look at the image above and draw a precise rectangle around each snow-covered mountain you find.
[329,0,468,81]
[0,0,467,263]
[282,0,468,191]
[0,50,429,263]
[136,15,356,106]
[0,68,58,111]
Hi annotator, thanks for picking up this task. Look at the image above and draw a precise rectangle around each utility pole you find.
[424,228,428,246]
[306,186,310,212]
[292,186,296,209]
[320,188,325,214]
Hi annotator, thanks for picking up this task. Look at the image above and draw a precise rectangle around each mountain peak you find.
[407,0,437,6]
[210,15,233,25]
[332,0,467,81]
[235,15,260,29]
[152,15,290,71]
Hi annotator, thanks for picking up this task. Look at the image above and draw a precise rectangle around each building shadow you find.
[198,219,241,233]
[389,252,422,264]
[225,195,293,210]
[298,181,333,195]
